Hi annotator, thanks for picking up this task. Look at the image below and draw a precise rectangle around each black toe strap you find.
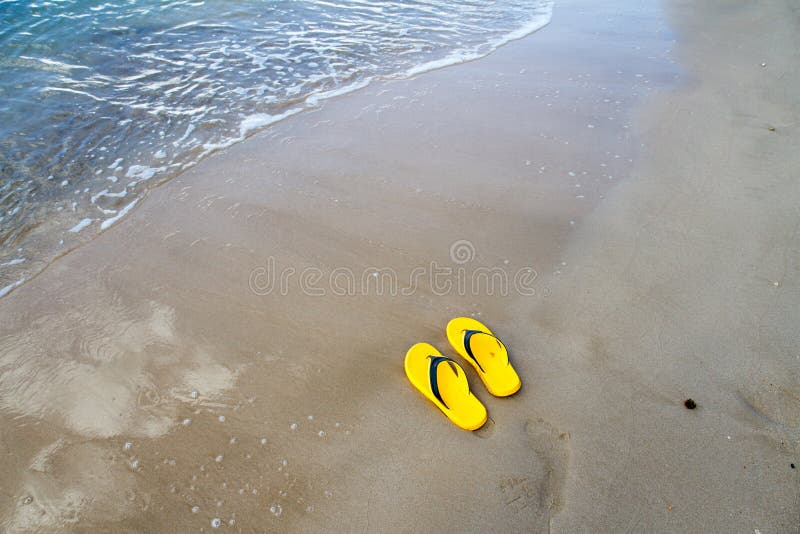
[463,330,487,372]
[464,329,506,372]
[428,355,459,409]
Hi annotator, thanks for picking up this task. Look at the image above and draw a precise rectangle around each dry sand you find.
[1,0,798,531]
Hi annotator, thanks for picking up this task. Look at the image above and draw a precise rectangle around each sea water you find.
[0,0,553,294]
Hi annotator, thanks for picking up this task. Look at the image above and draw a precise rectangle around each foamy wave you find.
[69,218,94,234]
[398,2,553,78]
[100,199,139,230]
[306,78,374,107]
[0,278,25,298]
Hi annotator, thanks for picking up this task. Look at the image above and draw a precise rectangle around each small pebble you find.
[684,399,697,410]
[182,418,191,426]
[260,438,268,445]
[190,390,199,399]
[22,496,33,505]
[211,518,221,528]
[123,442,132,451]
[218,415,225,423]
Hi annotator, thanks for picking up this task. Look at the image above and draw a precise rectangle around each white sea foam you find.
[91,189,128,203]
[306,78,373,106]
[238,108,304,138]
[0,258,25,267]
[125,165,164,181]
[398,3,553,78]
[68,218,94,233]
[0,278,25,298]
[100,199,139,230]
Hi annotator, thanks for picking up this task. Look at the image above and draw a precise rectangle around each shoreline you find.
[0,2,555,301]
[1,0,799,531]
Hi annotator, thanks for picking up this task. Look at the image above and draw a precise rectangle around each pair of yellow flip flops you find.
[404,317,521,431]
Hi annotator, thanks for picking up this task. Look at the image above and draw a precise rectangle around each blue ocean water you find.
[0,0,552,295]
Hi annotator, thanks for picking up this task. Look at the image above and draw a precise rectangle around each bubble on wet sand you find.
[318,430,326,437]
[191,505,200,513]
[260,438,268,445]
[190,390,199,399]
[211,517,221,528]
[290,423,298,430]
[218,415,226,423]
[229,437,237,444]
[123,442,133,451]
[215,454,224,463]
[270,503,283,517]
[130,459,140,470]
[182,418,192,426]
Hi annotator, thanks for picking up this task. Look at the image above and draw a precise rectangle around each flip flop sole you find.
[405,342,487,431]
[447,318,522,397]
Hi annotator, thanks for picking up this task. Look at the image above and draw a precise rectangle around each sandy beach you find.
[1,0,799,531]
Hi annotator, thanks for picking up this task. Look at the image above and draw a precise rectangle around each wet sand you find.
[1,0,799,531]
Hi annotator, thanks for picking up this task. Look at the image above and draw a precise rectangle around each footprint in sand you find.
[738,384,800,429]
[500,419,570,515]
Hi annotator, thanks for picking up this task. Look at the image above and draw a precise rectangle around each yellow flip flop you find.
[446,317,521,397]
[404,342,487,431]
